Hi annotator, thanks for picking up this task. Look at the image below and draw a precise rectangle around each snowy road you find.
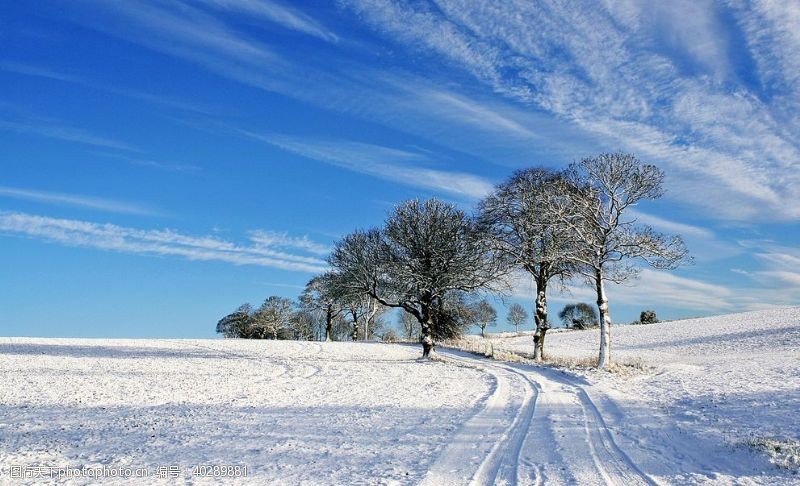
[428,349,655,486]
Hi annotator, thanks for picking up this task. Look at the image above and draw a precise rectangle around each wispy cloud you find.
[66,0,283,81]
[341,0,800,221]
[248,230,331,256]
[50,1,800,221]
[0,186,159,216]
[627,209,714,239]
[91,151,202,174]
[196,0,338,42]
[509,269,735,313]
[0,211,329,273]
[53,1,591,170]
[0,118,136,152]
[0,61,221,116]
[245,132,495,199]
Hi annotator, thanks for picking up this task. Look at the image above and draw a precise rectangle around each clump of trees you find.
[478,153,689,366]
[558,303,598,329]
[217,152,690,368]
[217,297,305,340]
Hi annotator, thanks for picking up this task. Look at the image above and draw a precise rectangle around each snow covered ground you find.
[1,307,798,485]
[473,306,800,483]
[0,339,491,484]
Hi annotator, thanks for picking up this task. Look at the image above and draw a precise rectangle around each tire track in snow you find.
[421,349,538,486]
[432,349,656,486]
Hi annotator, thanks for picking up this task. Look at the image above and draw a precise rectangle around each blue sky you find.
[1,1,798,338]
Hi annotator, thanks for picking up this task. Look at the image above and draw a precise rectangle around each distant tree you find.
[432,291,477,340]
[558,303,598,329]
[640,310,659,324]
[472,299,497,337]
[318,270,388,342]
[555,153,691,368]
[216,303,254,338]
[382,329,399,343]
[329,199,506,358]
[252,296,295,340]
[479,168,576,361]
[300,273,346,341]
[400,311,421,341]
[506,303,528,334]
[289,309,316,340]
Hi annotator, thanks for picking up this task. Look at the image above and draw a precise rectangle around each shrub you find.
[640,310,658,324]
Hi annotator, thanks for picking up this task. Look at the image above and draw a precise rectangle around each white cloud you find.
[247,133,495,199]
[341,0,800,222]
[248,230,331,256]
[0,119,136,152]
[0,186,159,216]
[196,0,338,42]
[509,268,735,312]
[52,1,800,221]
[0,211,329,273]
[626,209,714,239]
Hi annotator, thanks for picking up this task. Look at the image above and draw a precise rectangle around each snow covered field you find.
[1,307,798,485]
[0,339,491,484]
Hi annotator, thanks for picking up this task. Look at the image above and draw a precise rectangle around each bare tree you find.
[329,199,505,358]
[558,153,690,368]
[300,273,346,341]
[506,303,528,335]
[479,168,575,360]
[472,299,497,337]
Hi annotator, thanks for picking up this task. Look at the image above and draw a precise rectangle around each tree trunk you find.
[481,325,486,338]
[532,278,548,361]
[595,268,611,369]
[420,302,434,358]
[364,300,377,342]
[325,306,333,342]
[350,309,359,341]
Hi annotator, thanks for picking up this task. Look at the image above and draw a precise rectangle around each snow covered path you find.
[430,349,655,486]
[448,307,800,485]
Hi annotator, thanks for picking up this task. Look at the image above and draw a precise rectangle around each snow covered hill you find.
[0,307,798,484]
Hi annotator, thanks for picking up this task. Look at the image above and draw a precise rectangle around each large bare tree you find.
[329,199,505,358]
[559,153,691,368]
[479,168,575,360]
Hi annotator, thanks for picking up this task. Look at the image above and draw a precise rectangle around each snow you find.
[0,339,491,484]
[477,306,800,483]
[1,307,799,484]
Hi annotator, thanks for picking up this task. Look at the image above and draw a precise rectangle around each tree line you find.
[218,152,690,369]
